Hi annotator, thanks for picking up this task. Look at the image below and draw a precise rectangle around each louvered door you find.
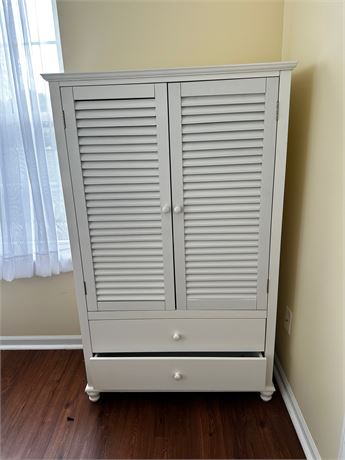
[169,78,279,310]
[61,83,175,311]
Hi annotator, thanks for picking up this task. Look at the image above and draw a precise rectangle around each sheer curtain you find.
[0,0,72,281]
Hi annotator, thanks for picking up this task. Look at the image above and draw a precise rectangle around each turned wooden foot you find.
[260,390,274,402]
[85,384,100,402]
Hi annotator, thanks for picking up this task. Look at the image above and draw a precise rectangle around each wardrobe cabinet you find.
[44,62,296,401]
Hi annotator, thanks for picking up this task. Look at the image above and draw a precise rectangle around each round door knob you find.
[173,205,183,214]
[162,204,171,214]
[172,332,182,341]
[173,371,182,380]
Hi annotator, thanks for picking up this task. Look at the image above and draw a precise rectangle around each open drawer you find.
[88,353,267,392]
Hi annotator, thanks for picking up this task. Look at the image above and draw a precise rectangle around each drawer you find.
[88,354,267,392]
[89,318,266,353]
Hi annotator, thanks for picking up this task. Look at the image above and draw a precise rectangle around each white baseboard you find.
[0,335,83,350]
[339,415,345,460]
[274,355,321,460]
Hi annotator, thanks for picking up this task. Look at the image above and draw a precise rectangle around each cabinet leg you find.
[260,390,274,402]
[85,384,100,402]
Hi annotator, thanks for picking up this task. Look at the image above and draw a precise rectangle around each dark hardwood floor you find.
[1,350,305,459]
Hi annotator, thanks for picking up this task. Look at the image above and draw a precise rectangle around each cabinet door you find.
[169,78,279,310]
[61,83,174,311]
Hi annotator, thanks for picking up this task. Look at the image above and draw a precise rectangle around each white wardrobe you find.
[44,62,296,402]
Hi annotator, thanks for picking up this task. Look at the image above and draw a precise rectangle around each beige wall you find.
[276,1,344,458]
[0,0,284,337]
[57,0,284,72]
[0,274,79,335]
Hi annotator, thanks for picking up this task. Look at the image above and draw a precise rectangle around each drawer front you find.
[88,355,267,392]
[89,318,266,353]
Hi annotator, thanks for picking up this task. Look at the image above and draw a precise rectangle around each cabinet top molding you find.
[42,61,297,83]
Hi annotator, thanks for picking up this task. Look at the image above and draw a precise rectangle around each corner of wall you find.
[275,1,345,458]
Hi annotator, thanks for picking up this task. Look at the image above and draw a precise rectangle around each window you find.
[0,0,72,281]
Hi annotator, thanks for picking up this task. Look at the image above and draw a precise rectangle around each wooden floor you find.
[1,350,304,459]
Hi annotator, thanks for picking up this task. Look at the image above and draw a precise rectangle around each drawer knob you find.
[172,332,182,341]
[173,371,182,380]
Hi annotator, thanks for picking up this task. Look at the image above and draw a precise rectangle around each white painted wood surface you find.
[0,335,82,350]
[170,77,278,310]
[62,87,98,311]
[264,70,293,390]
[46,62,295,396]
[87,309,267,320]
[339,415,345,460]
[88,355,267,392]
[155,84,175,309]
[168,83,187,308]
[49,82,95,386]
[89,318,266,353]
[62,83,175,311]
[42,61,296,83]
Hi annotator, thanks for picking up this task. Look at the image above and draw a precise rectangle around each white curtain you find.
[0,0,72,281]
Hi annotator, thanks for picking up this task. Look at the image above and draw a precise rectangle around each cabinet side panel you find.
[265,70,292,388]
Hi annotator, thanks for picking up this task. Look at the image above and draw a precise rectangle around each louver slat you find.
[182,121,265,134]
[169,77,278,310]
[80,144,157,153]
[76,117,156,127]
[62,83,174,311]
[86,199,160,208]
[182,104,266,116]
[182,112,265,124]
[78,135,157,145]
[81,153,158,161]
